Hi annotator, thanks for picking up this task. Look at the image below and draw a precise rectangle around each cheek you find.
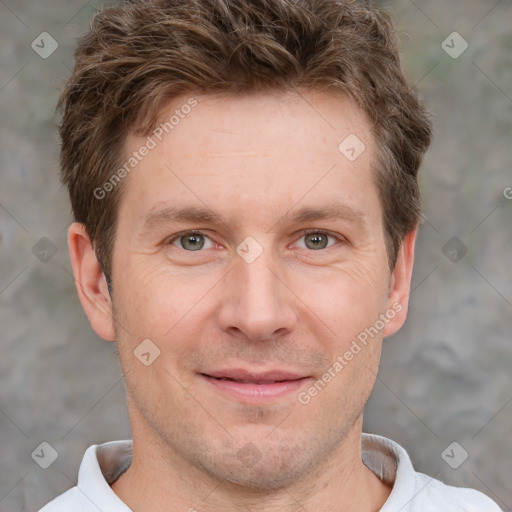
[113,262,203,339]
[298,261,390,331]
[111,264,225,389]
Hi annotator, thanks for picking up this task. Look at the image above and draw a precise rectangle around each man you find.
[40,0,502,510]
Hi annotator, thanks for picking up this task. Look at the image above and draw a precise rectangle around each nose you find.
[217,247,298,343]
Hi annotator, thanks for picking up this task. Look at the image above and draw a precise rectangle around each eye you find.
[168,230,215,251]
[295,230,339,250]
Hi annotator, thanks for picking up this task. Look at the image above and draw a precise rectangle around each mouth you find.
[199,369,312,402]
[207,376,298,384]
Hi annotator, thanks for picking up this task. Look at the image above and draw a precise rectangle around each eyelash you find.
[166,229,343,250]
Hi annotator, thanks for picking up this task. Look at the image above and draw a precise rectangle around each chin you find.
[194,435,326,492]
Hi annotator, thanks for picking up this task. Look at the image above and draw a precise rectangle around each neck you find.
[111,417,391,512]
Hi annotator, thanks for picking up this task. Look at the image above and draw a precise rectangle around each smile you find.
[200,371,312,403]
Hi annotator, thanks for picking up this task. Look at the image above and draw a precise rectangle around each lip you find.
[200,368,312,403]
[204,368,307,382]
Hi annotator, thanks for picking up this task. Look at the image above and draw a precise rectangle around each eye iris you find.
[181,234,204,251]
[305,233,328,250]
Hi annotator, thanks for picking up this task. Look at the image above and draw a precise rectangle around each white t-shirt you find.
[39,433,502,511]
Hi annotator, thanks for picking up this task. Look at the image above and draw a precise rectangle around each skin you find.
[69,89,417,512]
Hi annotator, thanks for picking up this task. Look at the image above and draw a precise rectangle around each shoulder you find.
[37,440,133,512]
[361,434,502,512]
[405,470,503,512]
[38,487,92,512]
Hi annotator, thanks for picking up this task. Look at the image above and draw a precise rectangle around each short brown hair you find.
[58,0,432,281]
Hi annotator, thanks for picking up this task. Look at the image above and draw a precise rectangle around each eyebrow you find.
[272,203,369,235]
[142,205,225,231]
[288,204,366,225]
[141,203,368,234]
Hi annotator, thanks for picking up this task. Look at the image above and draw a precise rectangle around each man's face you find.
[104,90,409,488]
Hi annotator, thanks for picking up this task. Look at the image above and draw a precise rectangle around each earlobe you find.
[383,228,417,338]
[68,222,116,341]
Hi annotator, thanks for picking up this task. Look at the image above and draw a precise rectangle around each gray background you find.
[0,1,511,510]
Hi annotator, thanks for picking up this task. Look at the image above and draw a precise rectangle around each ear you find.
[68,222,116,341]
[382,228,417,338]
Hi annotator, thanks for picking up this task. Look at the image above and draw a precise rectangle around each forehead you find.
[117,90,380,229]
